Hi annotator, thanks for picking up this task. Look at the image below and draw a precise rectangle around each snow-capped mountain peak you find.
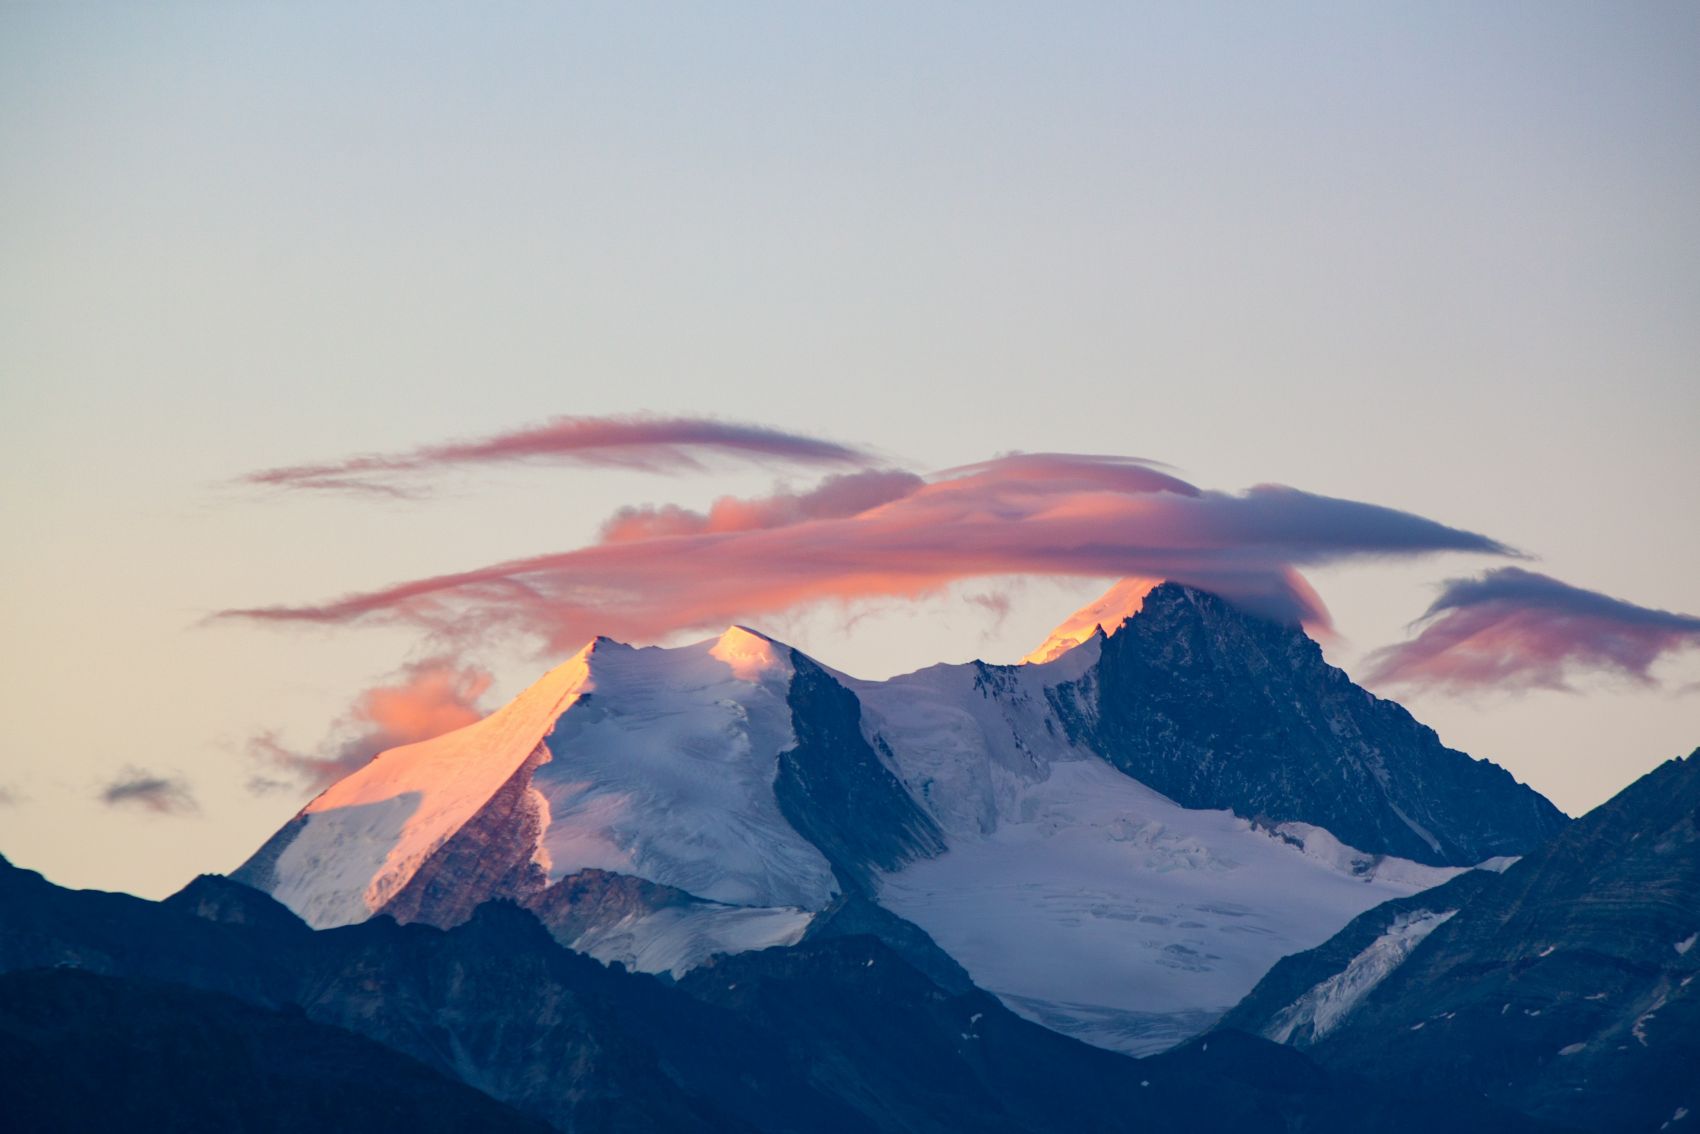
[240,643,595,930]
[236,584,1568,1056]
[709,624,791,682]
[1022,577,1157,664]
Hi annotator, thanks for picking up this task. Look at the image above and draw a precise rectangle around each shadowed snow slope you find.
[856,650,1460,1053]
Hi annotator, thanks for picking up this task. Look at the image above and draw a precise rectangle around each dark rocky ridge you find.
[800,890,975,994]
[0,854,1551,1133]
[1222,748,1700,1133]
[1069,582,1569,865]
[0,968,552,1134]
[774,649,946,891]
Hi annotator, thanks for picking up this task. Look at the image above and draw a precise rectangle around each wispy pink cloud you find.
[599,469,925,542]
[220,452,1515,656]
[242,414,883,496]
[1366,567,1700,693]
[250,657,492,792]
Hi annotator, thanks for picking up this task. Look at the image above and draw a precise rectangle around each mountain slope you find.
[0,968,553,1134]
[230,581,1566,1055]
[1223,748,1700,1133]
[1071,583,1569,865]
[0,855,1555,1134]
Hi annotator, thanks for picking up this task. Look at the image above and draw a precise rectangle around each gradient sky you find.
[3,2,1697,899]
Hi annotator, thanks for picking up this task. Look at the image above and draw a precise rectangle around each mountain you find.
[0,968,552,1134]
[1220,748,1700,1133]
[0,854,1554,1133]
[233,580,1565,1053]
[1070,583,1569,865]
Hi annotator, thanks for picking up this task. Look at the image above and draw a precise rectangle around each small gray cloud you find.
[99,768,198,815]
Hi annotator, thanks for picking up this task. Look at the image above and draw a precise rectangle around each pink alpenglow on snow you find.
[220,451,1516,656]
[262,646,594,929]
[1366,567,1700,694]
[1022,578,1161,664]
[242,414,884,496]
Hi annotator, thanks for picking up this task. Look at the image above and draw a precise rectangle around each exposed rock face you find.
[378,744,553,927]
[774,651,946,891]
[1072,583,1569,866]
[1223,749,1700,1134]
[522,868,699,946]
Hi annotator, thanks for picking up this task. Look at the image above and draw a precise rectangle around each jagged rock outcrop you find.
[1071,582,1569,865]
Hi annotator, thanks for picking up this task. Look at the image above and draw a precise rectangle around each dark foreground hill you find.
[1221,748,1700,1134]
[0,853,1550,1133]
[0,967,552,1134]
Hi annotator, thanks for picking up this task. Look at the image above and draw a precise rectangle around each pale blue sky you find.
[3,2,1697,897]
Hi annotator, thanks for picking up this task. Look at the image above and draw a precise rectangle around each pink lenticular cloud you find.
[221,453,1516,657]
[599,469,925,542]
[250,657,492,791]
[1366,567,1700,694]
[242,414,882,496]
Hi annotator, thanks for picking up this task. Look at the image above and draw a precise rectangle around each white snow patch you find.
[1539,945,1556,957]
[1559,1043,1586,1056]
[1386,802,1443,856]
[1675,932,1696,956]
[1264,909,1458,1045]
[1475,855,1521,874]
[1634,992,1668,1046]
[567,901,812,977]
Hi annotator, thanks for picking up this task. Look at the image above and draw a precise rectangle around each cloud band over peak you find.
[220,451,1517,657]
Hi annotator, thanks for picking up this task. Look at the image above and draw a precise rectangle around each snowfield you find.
[877,758,1458,1055]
